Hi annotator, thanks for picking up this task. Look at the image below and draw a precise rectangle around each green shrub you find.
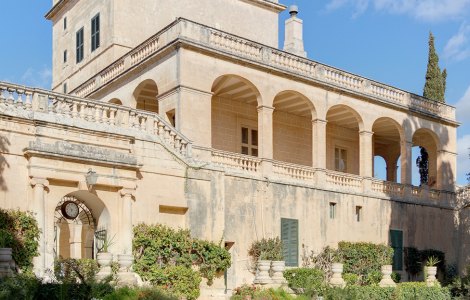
[0,209,40,272]
[133,223,230,285]
[232,284,260,298]
[404,247,446,279]
[337,241,393,285]
[283,267,325,296]
[392,271,401,283]
[395,282,451,300]
[103,286,177,300]
[323,283,450,300]
[142,265,201,300]
[343,273,360,286]
[248,237,283,261]
[54,258,99,283]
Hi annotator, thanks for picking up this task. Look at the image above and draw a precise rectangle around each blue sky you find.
[0,0,469,185]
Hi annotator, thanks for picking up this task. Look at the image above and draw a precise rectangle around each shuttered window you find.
[281,218,298,267]
[91,13,100,52]
[76,27,84,63]
[390,229,403,271]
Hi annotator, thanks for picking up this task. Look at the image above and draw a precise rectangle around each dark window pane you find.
[251,148,258,157]
[241,127,248,144]
[251,129,258,146]
[241,146,248,155]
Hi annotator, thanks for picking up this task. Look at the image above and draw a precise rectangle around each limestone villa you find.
[0,0,466,296]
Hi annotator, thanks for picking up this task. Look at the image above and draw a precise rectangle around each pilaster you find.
[30,177,49,277]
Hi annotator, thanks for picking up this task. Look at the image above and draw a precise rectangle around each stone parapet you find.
[70,18,456,123]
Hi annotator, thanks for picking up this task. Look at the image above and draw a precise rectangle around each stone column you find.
[119,188,135,254]
[312,119,327,184]
[385,158,398,182]
[400,141,413,185]
[360,131,374,193]
[118,188,137,286]
[30,178,49,277]
[360,131,374,177]
[258,105,274,175]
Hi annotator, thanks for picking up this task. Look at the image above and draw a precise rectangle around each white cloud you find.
[325,0,470,21]
[455,85,470,122]
[444,22,470,61]
[20,66,52,89]
[457,134,470,185]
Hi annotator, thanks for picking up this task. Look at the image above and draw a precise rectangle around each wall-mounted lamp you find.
[85,168,98,190]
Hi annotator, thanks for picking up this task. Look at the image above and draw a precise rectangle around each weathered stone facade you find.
[0,0,465,297]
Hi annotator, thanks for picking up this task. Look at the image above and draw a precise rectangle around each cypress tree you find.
[423,32,446,102]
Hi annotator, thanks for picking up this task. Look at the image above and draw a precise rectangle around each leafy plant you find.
[248,237,283,261]
[336,242,393,285]
[0,229,13,248]
[54,258,99,284]
[427,256,441,267]
[0,209,40,272]
[283,267,325,296]
[133,223,230,290]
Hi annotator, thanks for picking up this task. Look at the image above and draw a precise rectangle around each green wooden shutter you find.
[281,218,298,267]
[390,230,403,271]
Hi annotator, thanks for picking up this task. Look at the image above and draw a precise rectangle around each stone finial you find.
[283,5,307,57]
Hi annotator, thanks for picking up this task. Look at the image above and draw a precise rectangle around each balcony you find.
[72,18,456,122]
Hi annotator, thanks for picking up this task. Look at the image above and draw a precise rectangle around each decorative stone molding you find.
[25,140,140,167]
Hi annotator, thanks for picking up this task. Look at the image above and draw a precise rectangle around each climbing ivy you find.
[133,223,231,290]
[0,209,40,272]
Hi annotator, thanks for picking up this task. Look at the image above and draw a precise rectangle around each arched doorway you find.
[53,192,110,260]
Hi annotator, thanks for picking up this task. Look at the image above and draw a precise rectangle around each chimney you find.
[283,5,307,57]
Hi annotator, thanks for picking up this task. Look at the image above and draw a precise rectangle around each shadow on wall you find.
[387,116,463,279]
[0,135,10,191]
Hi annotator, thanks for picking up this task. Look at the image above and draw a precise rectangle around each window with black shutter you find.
[281,218,298,267]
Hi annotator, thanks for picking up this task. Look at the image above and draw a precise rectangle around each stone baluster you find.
[169,131,176,149]
[157,122,165,137]
[25,91,32,109]
[140,115,147,131]
[79,102,87,120]
[71,101,79,118]
[109,108,116,125]
[0,86,6,105]
[7,88,15,105]
[129,112,136,128]
[15,89,24,107]
[181,140,188,156]
[95,105,103,123]
[47,96,56,113]
[86,104,94,121]
[175,137,182,153]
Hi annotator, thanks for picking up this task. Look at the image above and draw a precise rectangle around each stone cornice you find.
[239,0,286,12]
[70,18,458,126]
[45,0,70,20]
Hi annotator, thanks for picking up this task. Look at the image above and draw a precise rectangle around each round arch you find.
[326,104,364,175]
[372,117,404,182]
[53,191,110,260]
[412,128,440,188]
[133,79,158,113]
[211,75,261,155]
[273,90,315,166]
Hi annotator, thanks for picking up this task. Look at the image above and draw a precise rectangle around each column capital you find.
[120,188,136,198]
[257,105,274,112]
[312,118,327,125]
[359,130,374,136]
[30,177,49,188]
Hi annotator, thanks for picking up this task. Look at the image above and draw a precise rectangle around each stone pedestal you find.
[117,254,137,286]
[96,252,113,281]
[379,265,396,287]
[329,263,345,288]
[426,266,439,286]
[271,261,286,284]
[253,260,272,284]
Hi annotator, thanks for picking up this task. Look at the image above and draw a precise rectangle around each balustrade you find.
[273,161,314,181]
[0,82,191,158]
[66,19,454,121]
[211,149,261,174]
[325,170,363,193]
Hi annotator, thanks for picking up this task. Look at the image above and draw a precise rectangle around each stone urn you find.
[96,252,113,280]
[426,266,439,286]
[329,263,345,288]
[254,260,271,284]
[379,265,396,287]
[0,248,12,278]
[117,254,137,286]
[271,260,286,284]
